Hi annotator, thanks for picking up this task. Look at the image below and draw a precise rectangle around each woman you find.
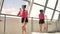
[17,5,28,34]
[39,10,46,33]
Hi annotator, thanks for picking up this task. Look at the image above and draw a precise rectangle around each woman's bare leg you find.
[22,22,26,34]
[22,25,24,34]
[43,23,46,33]
[39,24,42,33]
[24,22,26,34]
[22,23,24,34]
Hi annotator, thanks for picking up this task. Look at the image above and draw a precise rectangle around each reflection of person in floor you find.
[17,5,28,34]
[39,10,46,33]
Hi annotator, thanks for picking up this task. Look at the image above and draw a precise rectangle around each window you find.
[1,0,28,15]
[53,11,59,20]
[56,0,60,11]
[45,8,53,19]
[0,0,3,10]
[34,0,46,6]
[47,0,57,9]
[30,4,44,18]
[0,15,4,34]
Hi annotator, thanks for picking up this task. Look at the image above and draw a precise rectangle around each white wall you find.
[0,16,31,34]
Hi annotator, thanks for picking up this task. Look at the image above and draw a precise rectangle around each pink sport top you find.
[17,9,28,18]
[39,12,44,19]
[17,9,28,21]
[22,10,28,18]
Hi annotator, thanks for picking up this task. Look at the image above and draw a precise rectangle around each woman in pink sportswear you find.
[17,5,28,34]
[39,10,46,33]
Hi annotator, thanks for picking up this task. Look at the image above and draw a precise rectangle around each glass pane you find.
[33,19,40,32]
[34,0,46,6]
[47,0,57,9]
[5,16,22,34]
[6,15,21,18]
[32,18,47,33]
[5,15,31,34]
[53,11,59,20]
[26,18,31,34]
[56,0,60,11]
[0,0,3,10]
[1,0,28,15]
[30,4,44,18]
[0,15,4,34]
[45,8,53,19]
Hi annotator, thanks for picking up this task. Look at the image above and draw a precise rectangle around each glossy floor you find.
[32,32,60,34]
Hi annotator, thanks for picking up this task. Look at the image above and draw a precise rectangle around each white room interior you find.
[0,0,60,34]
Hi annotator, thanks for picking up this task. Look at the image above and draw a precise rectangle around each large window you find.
[1,0,28,15]
[56,0,60,11]
[1,0,60,20]
[47,0,57,9]
[45,8,53,19]
[30,4,44,18]
[53,11,59,20]
[34,0,46,6]
[0,0,3,11]
[30,0,60,20]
